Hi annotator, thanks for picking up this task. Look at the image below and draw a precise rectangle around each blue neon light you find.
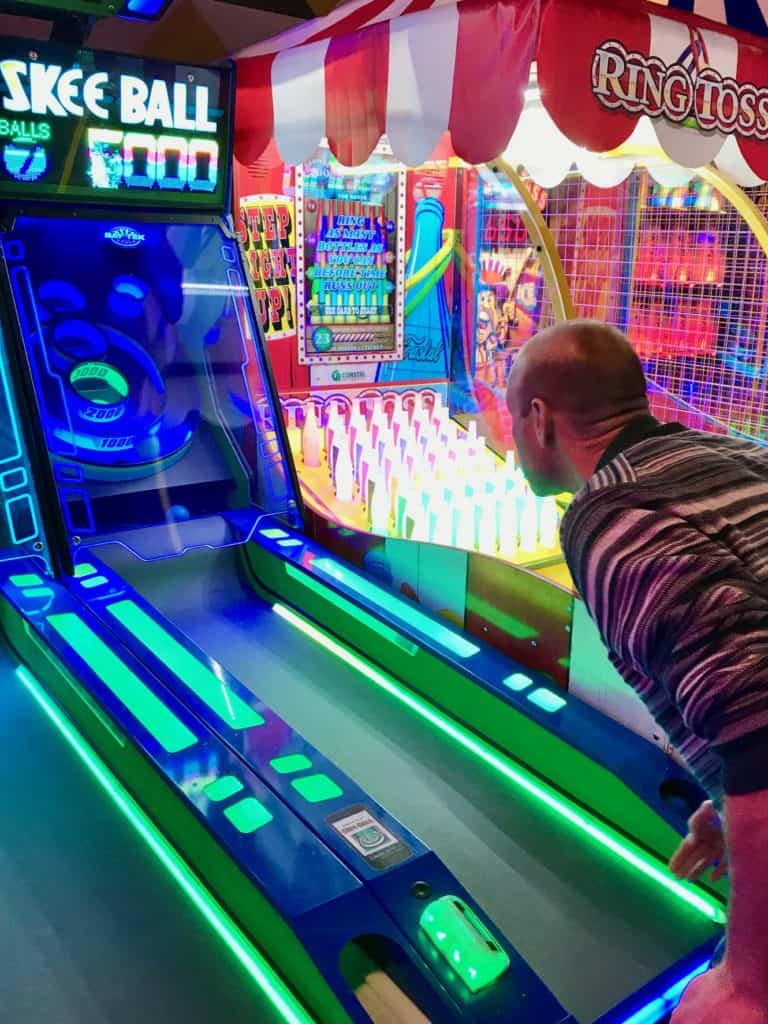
[125,0,169,16]
[103,226,145,249]
[5,493,39,545]
[619,960,710,1024]
[2,142,48,183]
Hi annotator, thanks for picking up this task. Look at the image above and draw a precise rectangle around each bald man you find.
[506,320,768,1024]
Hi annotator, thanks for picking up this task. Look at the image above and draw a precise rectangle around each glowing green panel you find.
[10,573,42,587]
[224,797,273,834]
[420,896,510,993]
[15,667,315,1024]
[306,558,479,659]
[74,563,97,578]
[205,776,244,802]
[291,774,343,804]
[46,612,197,754]
[270,755,313,775]
[106,600,264,731]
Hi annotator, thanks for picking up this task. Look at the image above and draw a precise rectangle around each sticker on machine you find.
[327,804,412,870]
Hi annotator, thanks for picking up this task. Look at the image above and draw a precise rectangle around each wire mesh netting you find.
[540,168,768,442]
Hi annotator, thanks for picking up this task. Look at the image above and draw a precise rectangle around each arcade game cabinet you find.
[0,11,724,1024]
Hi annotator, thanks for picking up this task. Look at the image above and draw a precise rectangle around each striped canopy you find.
[233,0,768,184]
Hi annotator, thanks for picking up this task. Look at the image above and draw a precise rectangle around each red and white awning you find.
[233,0,768,186]
[538,0,768,186]
[234,0,539,168]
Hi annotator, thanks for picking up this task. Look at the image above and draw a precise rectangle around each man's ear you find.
[530,397,554,447]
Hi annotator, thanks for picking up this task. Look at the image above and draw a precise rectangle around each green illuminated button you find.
[260,528,289,540]
[271,754,313,775]
[502,672,533,692]
[46,612,197,754]
[106,601,264,731]
[81,575,109,589]
[527,688,567,713]
[204,775,244,802]
[10,573,42,587]
[224,797,273,834]
[291,774,343,804]
[74,563,97,578]
[420,896,510,994]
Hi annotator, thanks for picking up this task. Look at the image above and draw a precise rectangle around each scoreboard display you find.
[0,40,231,210]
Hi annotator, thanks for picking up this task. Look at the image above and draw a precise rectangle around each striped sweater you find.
[561,416,768,799]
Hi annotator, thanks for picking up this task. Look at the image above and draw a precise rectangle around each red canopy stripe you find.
[234,0,539,168]
[325,20,390,166]
[450,0,539,164]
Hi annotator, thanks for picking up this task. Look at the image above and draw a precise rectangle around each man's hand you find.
[671,965,768,1023]
[669,800,727,882]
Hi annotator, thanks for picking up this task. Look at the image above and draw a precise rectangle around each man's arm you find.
[671,791,768,1022]
[724,789,768,1000]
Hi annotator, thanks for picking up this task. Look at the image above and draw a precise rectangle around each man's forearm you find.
[723,789,768,999]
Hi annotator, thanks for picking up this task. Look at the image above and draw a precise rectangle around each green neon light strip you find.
[106,600,264,731]
[15,666,316,1024]
[272,604,726,926]
[46,612,197,755]
[306,558,480,659]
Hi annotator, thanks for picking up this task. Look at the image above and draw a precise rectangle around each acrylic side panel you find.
[301,508,572,687]
[5,216,298,561]
[465,552,572,688]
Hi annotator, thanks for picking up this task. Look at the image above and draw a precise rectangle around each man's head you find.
[506,320,650,496]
